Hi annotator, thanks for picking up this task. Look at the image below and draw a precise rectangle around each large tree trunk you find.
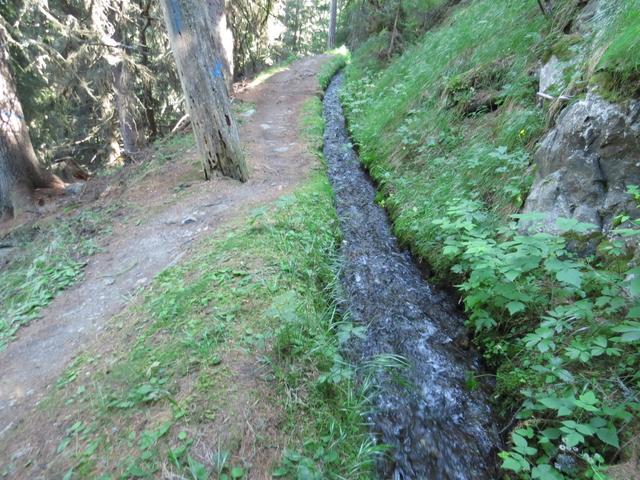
[205,0,234,93]
[328,0,337,49]
[0,27,61,220]
[160,0,248,181]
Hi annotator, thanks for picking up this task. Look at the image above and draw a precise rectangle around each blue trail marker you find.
[211,60,224,79]
[168,0,182,35]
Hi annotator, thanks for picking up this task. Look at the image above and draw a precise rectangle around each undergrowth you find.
[341,0,640,478]
[150,132,196,166]
[0,206,112,350]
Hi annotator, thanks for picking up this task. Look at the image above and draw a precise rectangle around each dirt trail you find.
[0,55,328,435]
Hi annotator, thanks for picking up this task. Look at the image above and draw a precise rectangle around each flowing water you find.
[323,73,501,479]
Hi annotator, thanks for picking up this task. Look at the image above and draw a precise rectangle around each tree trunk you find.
[112,4,143,161]
[160,0,248,181]
[139,0,159,141]
[293,1,301,52]
[0,27,61,220]
[328,0,338,49]
[205,0,235,93]
[91,0,144,163]
[113,60,141,160]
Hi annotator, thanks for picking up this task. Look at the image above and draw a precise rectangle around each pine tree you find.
[0,27,62,220]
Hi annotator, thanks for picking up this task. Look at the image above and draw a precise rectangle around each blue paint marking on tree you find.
[168,0,182,35]
[0,110,24,123]
[211,60,224,79]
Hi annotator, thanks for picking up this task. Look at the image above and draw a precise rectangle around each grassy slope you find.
[342,1,640,478]
[343,0,546,264]
[2,60,375,480]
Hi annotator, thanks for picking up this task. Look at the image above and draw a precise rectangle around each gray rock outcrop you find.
[522,93,640,234]
[539,55,566,95]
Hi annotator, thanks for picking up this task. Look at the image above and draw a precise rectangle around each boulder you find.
[522,93,640,234]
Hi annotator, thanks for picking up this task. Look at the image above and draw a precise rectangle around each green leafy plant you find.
[430,195,640,478]
[0,207,112,349]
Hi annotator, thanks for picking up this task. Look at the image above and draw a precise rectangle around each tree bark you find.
[328,0,338,49]
[139,0,159,141]
[113,2,143,160]
[113,60,141,160]
[293,1,301,52]
[160,0,248,181]
[387,2,400,59]
[205,0,234,93]
[0,27,61,220]
[91,0,143,163]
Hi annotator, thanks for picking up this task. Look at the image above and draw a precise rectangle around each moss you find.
[549,33,583,60]
[496,365,533,399]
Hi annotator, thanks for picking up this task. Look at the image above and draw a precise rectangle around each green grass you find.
[300,97,325,155]
[342,0,546,275]
[0,207,113,350]
[317,47,351,91]
[341,0,640,478]
[0,129,203,351]
[593,1,640,97]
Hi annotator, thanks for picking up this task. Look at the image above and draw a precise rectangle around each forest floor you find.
[0,55,369,479]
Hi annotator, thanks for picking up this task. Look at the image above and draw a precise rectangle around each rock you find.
[0,246,15,269]
[522,93,640,234]
[64,182,86,195]
[539,55,565,94]
[554,453,581,475]
[53,159,90,183]
[574,0,602,36]
[181,216,197,225]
